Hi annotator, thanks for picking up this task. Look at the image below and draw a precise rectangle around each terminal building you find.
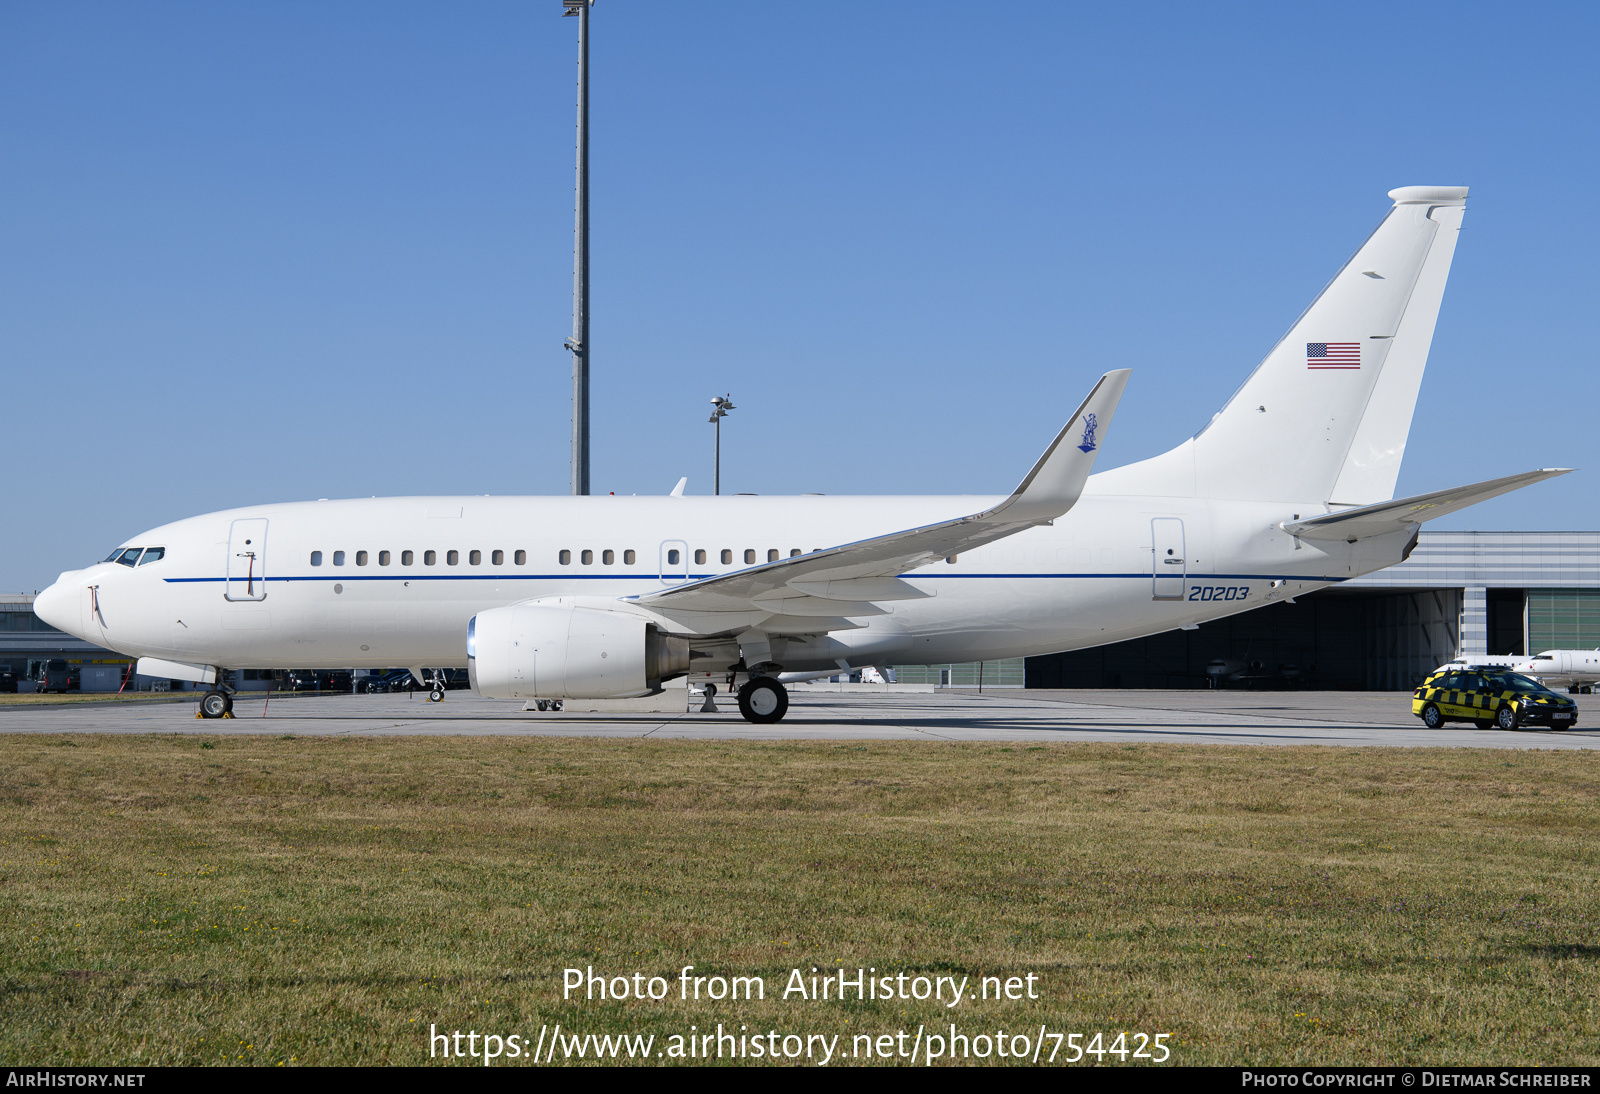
[8,530,1600,692]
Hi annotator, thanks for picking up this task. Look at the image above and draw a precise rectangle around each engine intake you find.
[468,601,690,700]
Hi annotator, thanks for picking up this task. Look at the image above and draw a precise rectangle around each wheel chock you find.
[222,711,234,719]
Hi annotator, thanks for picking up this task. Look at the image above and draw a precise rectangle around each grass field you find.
[0,692,195,707]
[1,734,1597,1067]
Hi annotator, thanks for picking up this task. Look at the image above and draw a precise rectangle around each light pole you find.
[709,395,735,495]
[563,0,591,496]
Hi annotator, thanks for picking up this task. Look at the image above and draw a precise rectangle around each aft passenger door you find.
[226,519,269,602]
[1152,518,1186,600]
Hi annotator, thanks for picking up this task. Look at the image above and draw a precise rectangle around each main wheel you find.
[1421,703,1443,729]
[1496,703,1520,731]
[737,678,789,724]
[200,690,231,719]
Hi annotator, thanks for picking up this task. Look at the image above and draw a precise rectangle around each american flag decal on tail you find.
[1307,342,1360,369]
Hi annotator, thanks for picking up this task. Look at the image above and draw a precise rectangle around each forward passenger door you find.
[226,519,269,601]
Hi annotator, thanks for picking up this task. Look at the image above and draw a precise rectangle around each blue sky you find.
[4,1,1597,591]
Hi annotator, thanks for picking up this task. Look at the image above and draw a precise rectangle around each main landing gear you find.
[737,677,789,724]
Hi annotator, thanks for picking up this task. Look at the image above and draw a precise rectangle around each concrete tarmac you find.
[4,688,1600,748]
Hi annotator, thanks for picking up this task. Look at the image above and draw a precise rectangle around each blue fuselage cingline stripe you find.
[169,572,1348,584]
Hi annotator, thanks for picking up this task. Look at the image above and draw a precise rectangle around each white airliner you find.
[33,185,1571,722]
[1510,651,1600,693]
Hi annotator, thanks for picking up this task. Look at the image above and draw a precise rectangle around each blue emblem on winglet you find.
[1076,413,1098,453]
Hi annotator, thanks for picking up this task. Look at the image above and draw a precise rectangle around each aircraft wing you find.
[1281,468,1573,542]
[632,370,1131,624]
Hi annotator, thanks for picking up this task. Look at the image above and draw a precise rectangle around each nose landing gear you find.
[197,690,234,719]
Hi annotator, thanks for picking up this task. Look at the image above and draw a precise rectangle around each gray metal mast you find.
[563,0,591,495]
[709,395,735,495]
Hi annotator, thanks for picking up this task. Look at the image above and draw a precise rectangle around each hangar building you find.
[1023,530,1600,690]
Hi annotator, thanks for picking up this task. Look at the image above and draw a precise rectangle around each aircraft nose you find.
[33,576,79,635]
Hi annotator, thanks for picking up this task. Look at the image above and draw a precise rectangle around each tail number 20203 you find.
[1189,586,1250,602]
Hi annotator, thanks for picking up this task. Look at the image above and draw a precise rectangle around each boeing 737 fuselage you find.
[32,186,1569,722]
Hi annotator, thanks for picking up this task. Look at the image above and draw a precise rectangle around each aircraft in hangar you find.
[33,185,1571,723]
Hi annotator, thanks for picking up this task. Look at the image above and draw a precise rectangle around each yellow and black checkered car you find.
[1412,670,1577,731]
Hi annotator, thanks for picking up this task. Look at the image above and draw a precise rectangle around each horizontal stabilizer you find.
[1281,469,1573,541]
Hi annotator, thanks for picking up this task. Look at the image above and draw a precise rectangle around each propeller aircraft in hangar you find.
[33,185,1571,723]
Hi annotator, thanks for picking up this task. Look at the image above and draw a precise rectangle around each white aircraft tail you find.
[1095,185,1468,504]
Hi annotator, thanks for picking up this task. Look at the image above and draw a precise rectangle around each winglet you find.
[669,477,688,498]
[982,369,1131,524]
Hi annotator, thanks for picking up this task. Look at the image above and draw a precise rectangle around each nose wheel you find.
[198,690,233,719]
[737,677,789,724]
[428,686,444,703]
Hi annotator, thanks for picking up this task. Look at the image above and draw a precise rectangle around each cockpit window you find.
[115,548,141,567]
[137,547,165,565]
[103,549,123,563]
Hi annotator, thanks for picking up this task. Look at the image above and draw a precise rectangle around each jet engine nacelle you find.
[468,600,690,700]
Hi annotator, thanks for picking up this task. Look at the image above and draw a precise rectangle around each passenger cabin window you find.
[333,551,345,566]
[789,549,801,557]
[492,550,503,565]
[515,550,526,565]
[744,549,756,564]
[624,549,635,565]
[402,550,414,566]
[721,550,732,565]
[447,550,459,566]
[138,548,164,565]
[379,551,391,566]
[356,551,368,566]
[424,550,437,566]
[310,551,323,566]
[767,549,779,562]
[668,549,681,565]
[581,550,593,565]
[469,550,481,565]
[694,549,706,565]
[603,550,614,565]
[559,550,571,565]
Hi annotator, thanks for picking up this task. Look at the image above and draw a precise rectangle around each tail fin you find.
[1095,185,1467,504]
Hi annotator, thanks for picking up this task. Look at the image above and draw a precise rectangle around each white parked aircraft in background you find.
[33,186,1571,722]
[1511,650,1600,693]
